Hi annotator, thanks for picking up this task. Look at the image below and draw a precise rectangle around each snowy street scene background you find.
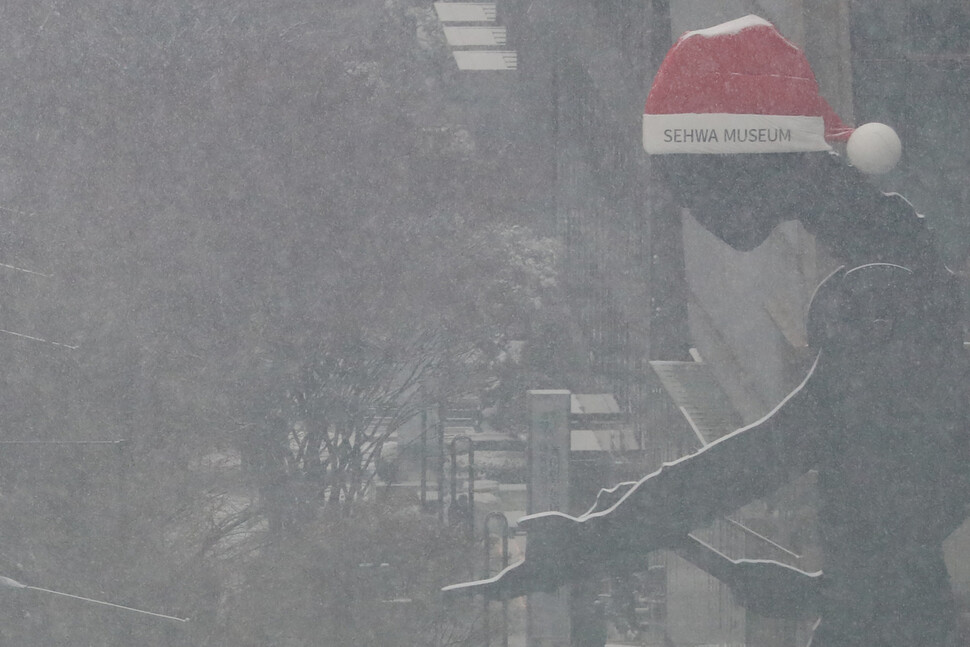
[0,1,966,646]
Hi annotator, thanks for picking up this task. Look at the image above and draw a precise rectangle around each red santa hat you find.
[643,15,855,156]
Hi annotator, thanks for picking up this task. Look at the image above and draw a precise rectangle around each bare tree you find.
[283,331,438,516]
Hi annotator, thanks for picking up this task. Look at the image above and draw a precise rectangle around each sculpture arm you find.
[525,353,831,568]
[445,354,832,599]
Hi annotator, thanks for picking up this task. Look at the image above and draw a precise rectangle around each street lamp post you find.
[437,405,446,525]
[449,435,474,538]
[483,512,510,647]
[420,407,428,510]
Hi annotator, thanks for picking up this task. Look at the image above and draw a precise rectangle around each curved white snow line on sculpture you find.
[583,351,822,522]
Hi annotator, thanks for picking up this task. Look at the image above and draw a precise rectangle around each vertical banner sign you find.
[526,390,571,647]
[527,390,571,515]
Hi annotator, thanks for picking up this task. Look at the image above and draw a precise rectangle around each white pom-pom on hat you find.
[846,123,901,175]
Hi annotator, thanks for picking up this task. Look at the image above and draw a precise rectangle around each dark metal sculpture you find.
[445,152,970,646]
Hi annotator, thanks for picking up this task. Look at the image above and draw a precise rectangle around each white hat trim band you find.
[643,113,831,154]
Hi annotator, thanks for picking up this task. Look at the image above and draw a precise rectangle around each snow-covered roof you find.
[570,428,639,453]
[570,393,620,416]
